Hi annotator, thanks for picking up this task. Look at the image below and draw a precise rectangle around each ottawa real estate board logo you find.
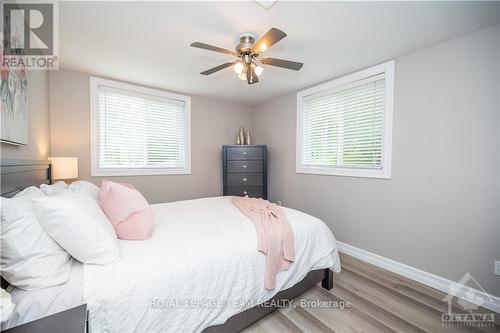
[441,272,496,328]
[1,1,58,70]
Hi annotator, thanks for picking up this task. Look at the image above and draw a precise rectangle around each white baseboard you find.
[336,241,500,313]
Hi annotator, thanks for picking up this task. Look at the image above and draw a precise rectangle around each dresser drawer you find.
[227,161,263,173]
[226,147,263,160]
[227,173,263,186]
[226,185,263,198]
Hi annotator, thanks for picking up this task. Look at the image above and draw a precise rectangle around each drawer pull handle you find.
[243,165,247,168]
[243,178,248,182]
[243,191,248,195]
[242,152,247,155]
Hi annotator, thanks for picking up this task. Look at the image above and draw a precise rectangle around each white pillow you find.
[14,186,45,198]
[0,192,72,290]
[39,181,68,196]
[33,195,121,264]
[68,181,100,202]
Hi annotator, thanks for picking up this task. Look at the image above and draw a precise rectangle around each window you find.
[296,61,394,178]
[90,77,191,176]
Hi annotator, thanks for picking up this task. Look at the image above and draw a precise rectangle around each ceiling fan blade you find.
[200,62,236,75]
[251,28,287,53]
[246,66,259,84]
[261,57,303,71]
[191,42,237,56]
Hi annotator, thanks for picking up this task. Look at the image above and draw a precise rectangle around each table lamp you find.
[48,157,78,182]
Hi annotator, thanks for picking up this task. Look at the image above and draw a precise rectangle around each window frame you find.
[296,60,394,179]
[90,76,191,177]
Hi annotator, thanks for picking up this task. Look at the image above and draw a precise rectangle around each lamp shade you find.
[49,157,78,180]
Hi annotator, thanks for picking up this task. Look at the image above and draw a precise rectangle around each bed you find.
[1,159,340,332]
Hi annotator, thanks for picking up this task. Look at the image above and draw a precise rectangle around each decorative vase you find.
[245,129,252,145]
[236,134,241,145]
[238,127,245,145]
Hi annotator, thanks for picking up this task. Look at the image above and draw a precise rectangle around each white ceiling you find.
[59,1,500,106]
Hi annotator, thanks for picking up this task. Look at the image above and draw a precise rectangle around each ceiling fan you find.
[190,28,303,85]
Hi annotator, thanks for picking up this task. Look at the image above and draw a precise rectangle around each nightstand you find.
[3,305,88,333]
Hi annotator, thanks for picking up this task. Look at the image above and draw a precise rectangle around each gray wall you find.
[49,69,253,204]
[1,71,51,160]
[253,26,500,296]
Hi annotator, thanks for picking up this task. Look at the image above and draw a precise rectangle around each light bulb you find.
[234,62,244,74]
[254,65,264,76]
[238,72,247,80]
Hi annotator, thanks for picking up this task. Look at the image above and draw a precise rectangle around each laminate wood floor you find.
[243,253,499,333]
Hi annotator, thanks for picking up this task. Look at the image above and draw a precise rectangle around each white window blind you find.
[91,77,191,176]
[297,61,393,178]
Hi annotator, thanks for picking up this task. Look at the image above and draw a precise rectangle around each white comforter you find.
[84,196,340,332]
[4,196,340,332]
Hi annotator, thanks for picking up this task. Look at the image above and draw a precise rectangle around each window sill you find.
[296,166,391,179]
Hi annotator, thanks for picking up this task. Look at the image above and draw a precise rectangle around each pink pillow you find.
[99,180,154,240]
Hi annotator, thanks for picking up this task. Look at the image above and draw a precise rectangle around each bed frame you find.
[203,269,333,333]
[0,159,52,198]
[0,159,334,332]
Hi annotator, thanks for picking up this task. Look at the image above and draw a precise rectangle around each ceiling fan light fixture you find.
[234,62,244,74]
[255,65,264,76]
[247,65,259,84]
[191,27,303,84]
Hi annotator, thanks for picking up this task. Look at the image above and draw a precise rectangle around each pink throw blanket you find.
[231,196,295,289]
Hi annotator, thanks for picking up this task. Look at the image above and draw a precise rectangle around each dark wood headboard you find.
[1,159,52,198]
[1,159,52,289]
